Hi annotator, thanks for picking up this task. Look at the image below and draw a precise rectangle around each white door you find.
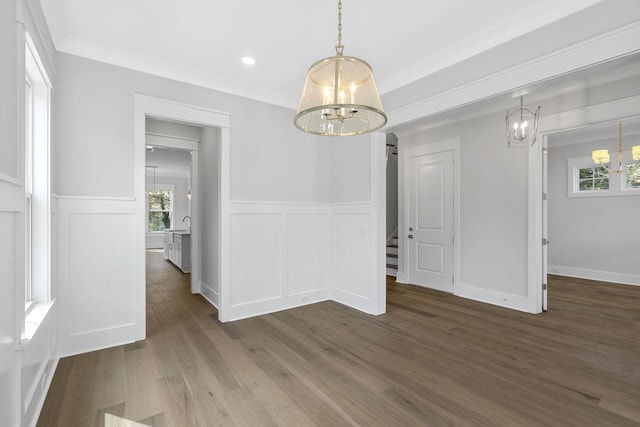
[407,149,454,292]
[542,137,549,310]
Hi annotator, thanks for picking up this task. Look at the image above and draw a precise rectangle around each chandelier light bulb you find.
[294,0,386,136]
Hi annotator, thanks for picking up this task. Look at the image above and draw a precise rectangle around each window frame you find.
[21,32,54,345]
[568,153,640,197]
[146,183,175,234]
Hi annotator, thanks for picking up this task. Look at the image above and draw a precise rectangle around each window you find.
[625,164,640,189]
[568,154,640,197]
[25,76,33,308]
[147,186,174,232]
[22,32,53,342]
[577,166,609,191]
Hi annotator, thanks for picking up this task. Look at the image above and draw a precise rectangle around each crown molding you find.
[57,36,298,109]
[387,21,640,131]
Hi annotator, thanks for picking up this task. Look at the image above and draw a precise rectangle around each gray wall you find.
[400,114,529,297]
[200,126,220,303]
[386,133,399,240]
[547,139,640,280]
[54,52,331,202]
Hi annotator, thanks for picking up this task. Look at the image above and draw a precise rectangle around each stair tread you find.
[386,263,398,269]
[386,244,398,248]
[386,253,398,259]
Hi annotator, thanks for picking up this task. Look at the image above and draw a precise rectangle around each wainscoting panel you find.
[286,214,331,296]
[224,203,333,321]
[68,213,136,334]
[333,208,374,310]
[229,213,283,307]
[57,197,138,356]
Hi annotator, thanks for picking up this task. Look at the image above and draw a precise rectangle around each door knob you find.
[408,235,414,239]
[409,227,414,231]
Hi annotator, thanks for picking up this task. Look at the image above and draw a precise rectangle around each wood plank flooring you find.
[38,252,640,426]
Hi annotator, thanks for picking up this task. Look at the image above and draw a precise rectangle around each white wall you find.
[547,139,640,285]
[330,133,386,315]
[1,1,59,426]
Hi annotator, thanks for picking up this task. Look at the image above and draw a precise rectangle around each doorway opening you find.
[145,118,199,291]
[540,116,640,311]
[134,95,231,341]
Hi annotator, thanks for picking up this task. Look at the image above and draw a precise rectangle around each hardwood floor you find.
[38,253,640,426]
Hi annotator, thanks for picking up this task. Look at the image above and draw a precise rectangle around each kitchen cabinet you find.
[163,230,191,273]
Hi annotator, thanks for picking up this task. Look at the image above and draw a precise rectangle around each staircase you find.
[386,235,398,276]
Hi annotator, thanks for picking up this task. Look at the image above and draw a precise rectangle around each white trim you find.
[538,95,640,134]
[0,171,20,186]
[387,22,640,129]
[531,97,640,313]
[566,153,640,197]
[57,35,297,109]
[397,137,461,293]
[146,133,200,151]
[134,94,231,330]
[25,357,58,427]
[200,281,219,308]
[548,265,640,287]
[456,283,531,313]
[60,323,136,358]
[372,131,387,315]
[52,194,135,201]
[386,227,398,245]
[146,131,200,143]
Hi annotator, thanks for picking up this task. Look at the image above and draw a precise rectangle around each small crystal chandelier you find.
[294,0,386,136]
[505,96,540,147]
[592,121,640,174]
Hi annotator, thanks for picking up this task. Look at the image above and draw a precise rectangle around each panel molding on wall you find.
[225,202,332,321]
[332,205,375,313]
[56,196,138,356]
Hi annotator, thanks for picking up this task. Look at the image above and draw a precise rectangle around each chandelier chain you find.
[337,0,343,48]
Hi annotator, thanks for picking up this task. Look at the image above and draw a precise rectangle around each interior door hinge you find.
[542,283,547,290]
[542,238,549,245]
[542,193,547,201]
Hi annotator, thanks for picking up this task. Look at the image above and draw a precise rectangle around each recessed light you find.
[241,56,256,66]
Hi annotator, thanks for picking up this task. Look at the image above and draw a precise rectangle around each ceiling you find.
[39,0,637,110]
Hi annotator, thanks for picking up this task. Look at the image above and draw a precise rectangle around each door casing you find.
[397,137,460,293]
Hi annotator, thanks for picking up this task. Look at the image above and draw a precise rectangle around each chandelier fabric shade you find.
[295,55,386,136]
[294,0,386,136]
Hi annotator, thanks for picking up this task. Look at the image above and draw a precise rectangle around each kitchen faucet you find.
[182,216,191,229]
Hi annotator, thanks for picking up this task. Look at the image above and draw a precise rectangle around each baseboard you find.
[25,357,59,427]
[332,288,381,315]
[224,290,330,322]
[200,281,219,309]
[548,265,640,286]
[455,283,532,313]
[59,323,136,358]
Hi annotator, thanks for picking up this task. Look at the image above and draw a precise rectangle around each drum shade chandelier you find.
[592,121,640,174]
[294,0,386,136]
[505,96,540,147]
